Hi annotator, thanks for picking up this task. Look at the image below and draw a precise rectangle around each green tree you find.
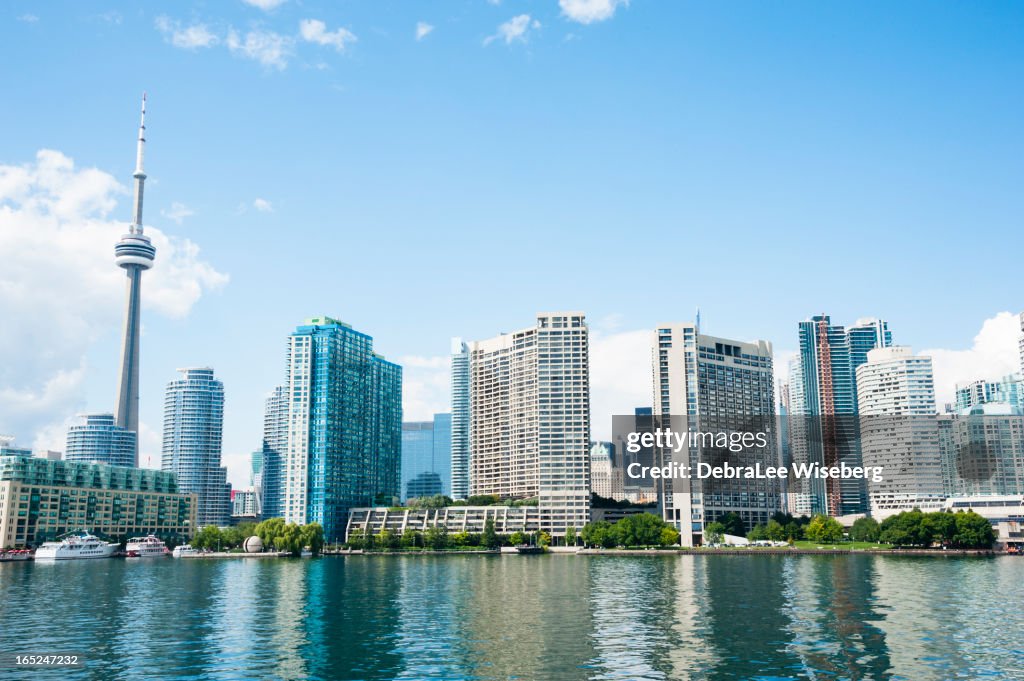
[952,510,995,549]
[564,526,577,546]
[424,525,449,550]
[193,525,223,551]
[880,510,928,547]
[581,521,617,548]
[765,519,786,542]
[922,512,957,547]
[805,515,844,543]
[719,512,747,537]
[482,518,500,549]
[659,526,680,546]
[377,528,400,550]
[537,531,551,548]
[400,529,421,549]
[704,522,726,546]
[509,531,526,546]
[300,523,324,555]
[615,513,666,547]
[467,494,502,506]
[451,531,471,547]
[849,517,881,542]
[747,524,768,542]
[256,518,285,549]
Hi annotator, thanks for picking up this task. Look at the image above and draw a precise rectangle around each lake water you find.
[1,554,1022,680]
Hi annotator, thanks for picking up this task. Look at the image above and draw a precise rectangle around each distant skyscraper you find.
[65,414,137,468]
[789,315,890,516]
[162,368,230,527]
[469,313,591,536]
[113,94,157,456]
[450,338,471,500]
[282,316,401,541]
[652,322,777,545]
[955,375,1023,412]
[590,441,624,501]
[1019,312,1024,375]
[856,347,944,514]
[258,385,287,519]
[401,414,452,501]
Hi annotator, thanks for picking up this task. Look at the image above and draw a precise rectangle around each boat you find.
[125,535,169,558]
[34,532,117,561]
[0,549,32,562]
[172,544,198,558]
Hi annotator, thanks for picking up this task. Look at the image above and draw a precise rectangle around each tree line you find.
[190,518,324,556]
[345,518,553,551]
[579,513,681,548]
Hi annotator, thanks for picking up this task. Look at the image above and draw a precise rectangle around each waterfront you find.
[1,554,1022,680]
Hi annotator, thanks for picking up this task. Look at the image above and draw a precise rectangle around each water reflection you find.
[1,554,1023,680]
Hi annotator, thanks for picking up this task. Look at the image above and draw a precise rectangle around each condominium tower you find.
[450,338,471,500]
[258,385,288,519]
[856,347,943,514]
[65,414,137,468]
[469,312,591,536]
[652,322,777,545]
[401,414,452,501]
[281,316,402,542]
[161,368,230,527]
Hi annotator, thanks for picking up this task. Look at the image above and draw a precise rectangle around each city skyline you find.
[1,2,1022,488]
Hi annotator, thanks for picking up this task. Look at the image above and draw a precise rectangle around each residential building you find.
[65,414,136,468]
[346,505,540,540]
[162,368,230,528]
[401,414,452,501]
[590,441,624,501]
[955,375,1023,412]
[231,489,259,518]
[856,347,944,514]
[469,312,591,536]
[281,316,402,542]
[258,385,287,519]
[652,322,778,545]
[0,453,195,548]
[942,403,1024,497]
[450,338,471,500]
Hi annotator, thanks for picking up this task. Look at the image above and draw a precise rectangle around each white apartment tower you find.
[469,313,591,536]
[652,323,778,546]
[856,347,944,514]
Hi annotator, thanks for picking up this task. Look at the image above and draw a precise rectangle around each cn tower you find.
[113,93,157,445]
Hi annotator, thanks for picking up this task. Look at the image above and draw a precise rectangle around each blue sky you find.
[1,1,1022,486]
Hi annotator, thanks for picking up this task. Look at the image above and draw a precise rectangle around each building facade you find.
[401,414,452,501]
[162,368,230,527]
[590,441,624,501]
[346,505,541,540]
[856,347,944,514]
[652,323,778,545]
[65,414,137,468]
[0,454,195,548]
[450,338,471,500]
[258,385,288,519]
[281,316,402,542]
[469,312,591,536]
[955,375,1023,413]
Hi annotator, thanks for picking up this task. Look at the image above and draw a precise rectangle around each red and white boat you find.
[125,535,169,558]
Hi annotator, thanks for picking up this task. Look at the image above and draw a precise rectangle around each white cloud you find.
[559,0,628,24]
[399,354,451,421]
[589,328,652,440]
[161,201,194,224]
[923,312,1022,410]
[242,0,287,10]
[299,19,357,52]
[416,22,434,41]
[227,28,293,69]
[155,16,219,50]
[18,13,39,23]
[484,14,540,46]
[0,149,227,451]
[252,197,273,212]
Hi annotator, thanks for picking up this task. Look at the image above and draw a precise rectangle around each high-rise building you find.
[789,315,890,516]
[249,450,264,517]
[1019,312,1024,376]
[469,312,591,536]
[450,338,471,500]
[113,95,157,459]
[652,322,778,545]
[161,368,230,528]
[943,403,1024,497]
[590,441,624,501]
[231,489,259,518]
[856,347,944,514]
[258,385,288,519]
[65,414,137,468]
[955,375,1023,412]
[401,414,452,501]
[281,316,401,542]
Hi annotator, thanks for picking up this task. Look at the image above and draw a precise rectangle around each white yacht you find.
[172,544,198,558]
[125,535,169,558]
[35,532,117,561]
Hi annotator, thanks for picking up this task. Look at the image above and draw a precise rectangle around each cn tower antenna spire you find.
[131,92,147,234]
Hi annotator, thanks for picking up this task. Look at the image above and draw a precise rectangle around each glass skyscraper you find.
[65,413,137,468]
[161,367,230,528]
[281,316,401,542]
[258,385,288,520]
[450,338,471,500]
[401,414,452,501]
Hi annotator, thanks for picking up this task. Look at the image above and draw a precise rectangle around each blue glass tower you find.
[401,413,452,501]
[281,317,401,542]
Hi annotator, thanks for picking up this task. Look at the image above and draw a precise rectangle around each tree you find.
[537,531,551,548]
[424,525,449,550]
[747,524,768,542]
[659,526,680,546]
[256,518,285,549]
[614,513,666,547]
[377,528,400,550]
[849,517,881,542]
[400,529,421,549]
[952,511,995,549]
[509,531,526,546]
[805,515,844,543]
[300,523,324,555]
[467,494,502,506]
[564,526,577,546]
[193,525,223,551]
[704,522,726,546]
[482,518,500,549]
[922,512,957,547]
[720,512,747,537]
[880,510,928,547]
[581,521,617,548]
[451,531,471,547]
[765,519,786,542]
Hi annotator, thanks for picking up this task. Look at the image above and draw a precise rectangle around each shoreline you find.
[321,547,1000,557]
